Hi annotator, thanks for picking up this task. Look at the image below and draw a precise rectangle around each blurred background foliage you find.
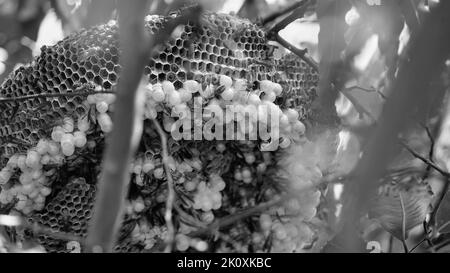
[0,0,450,253]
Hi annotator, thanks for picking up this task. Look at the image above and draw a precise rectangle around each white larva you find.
[60,133,74,144]
[96,101,109,114]
[77,116,90,132]
[73,131,87,148]
[292,120,306,135]
[19,172,33,185]
[103,93,116,104]
[279,137,291,149]
[248,93,261,106]
[285,108,299,123]
[40,187,52,196]
[273,83,283,96]
[259,80,273,93]
[25,150,41,169]
[233,79,247,92]
[47,141,60,156]
[6,154,19,169]
[51,126,65,142]
[17,155,27,171]
[40,154,51,165]
[162,81,175,94]
[168,90,181,106]
[97,113,113,133]
[62,117,75,132]
[183,80,200,93]
[151,83,165,102]
[61,142,75,157]
[220,87,235,101]
[262,91,276,102]
[0,170,12,185]
[36,139,49,155]
[219,75,233,89]
[87,94,97,104]
[31,169,43,180]
[178,88,192,102]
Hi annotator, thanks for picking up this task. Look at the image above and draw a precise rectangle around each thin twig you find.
[399,192,409,253]
[424,125,435,161]
[401,141,450,178]
[152,119,176,252]
[421,123,436,181]
[0,215,83,242]
[174,203,207,229]
[262,0,312,26]
[28,222,83,243]
[422,119,449,231]
[275,33,319,71]
[409,236,427,253]
[267,0,314,35]
[401,140,450,232]
[0,90,114,103]
[189,177,333,237]
[264,0,318,72]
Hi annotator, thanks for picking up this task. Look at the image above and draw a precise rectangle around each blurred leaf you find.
[316,0,351,120]
[238,0,269,21]
[398,0,421,33]
[0,0,47,82]
[369,177,433,240]
[435,189,450,233]
[341,85,384,122]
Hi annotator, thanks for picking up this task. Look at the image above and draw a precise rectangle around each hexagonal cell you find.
[103,81,112,90]
[94,76,102,85]
[86,61,94,70]
[206,63,213,72]
[70,62,79,71]
[86,71,95,80]
[149,73,157,83]
[154,61,162,71]
[111,55,119,63]
[162,64,170,72]
[103,51,112,62]
[108,73,117,82]
[113,65,121,74]
[157,73,166,82]
[92,64,100,74]
[99,68,109,79]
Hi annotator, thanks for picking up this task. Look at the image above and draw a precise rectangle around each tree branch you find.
[152,119,176,252]
[85,0,152,253]
[85,2,203,252]
[262,0,313,26]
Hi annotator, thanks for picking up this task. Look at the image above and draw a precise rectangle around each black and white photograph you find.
[0,0,449,263]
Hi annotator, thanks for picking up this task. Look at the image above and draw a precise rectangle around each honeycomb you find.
[0,11,319,252]
[27,178,96,252]
[0,12,318,159]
